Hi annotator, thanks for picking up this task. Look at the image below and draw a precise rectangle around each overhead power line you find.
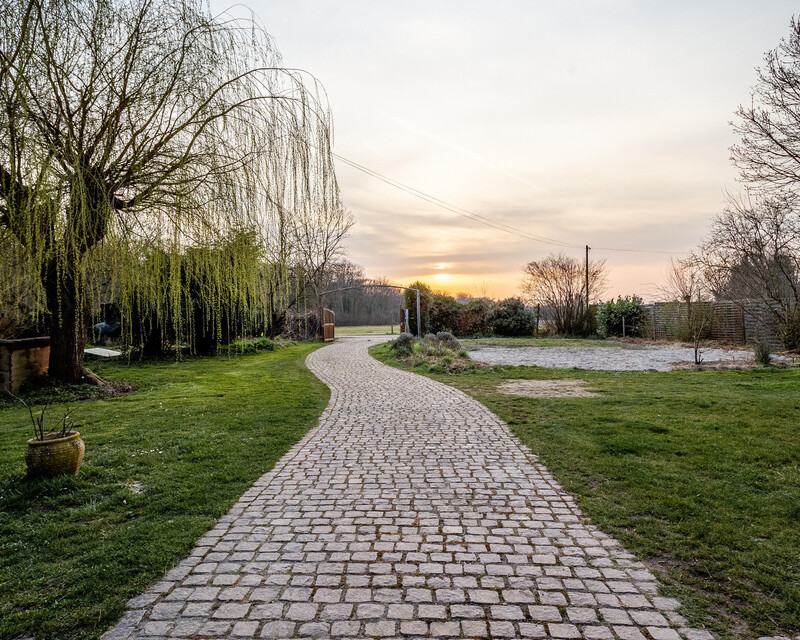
[334,154,580,249]
[334,153,686,256]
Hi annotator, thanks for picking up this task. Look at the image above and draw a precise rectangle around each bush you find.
[436,331,460,351]
[404,281,433,336]
[394,332,464,360]
[425,293,460,334]
[596,296,645,338]
[781,308,800,351]
[405,283,495,337]
[754,340,772,366]
[281,311,321,341]
[488,298,536,336]
[391,332,415,357]
[454,298,492,336]
[219,337,276,355]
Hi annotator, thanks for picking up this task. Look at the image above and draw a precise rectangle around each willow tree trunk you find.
[43,260,86,384]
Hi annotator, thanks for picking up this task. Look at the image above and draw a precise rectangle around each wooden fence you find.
[640,300,784,348]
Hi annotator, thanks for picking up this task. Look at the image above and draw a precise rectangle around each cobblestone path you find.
[104,337,714,640]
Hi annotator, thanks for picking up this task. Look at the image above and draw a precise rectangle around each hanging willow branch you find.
[0,0,351,380]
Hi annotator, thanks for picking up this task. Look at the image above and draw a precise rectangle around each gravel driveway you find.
[469,344,783,371]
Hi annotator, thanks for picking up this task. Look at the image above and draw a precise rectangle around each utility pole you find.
[585,245,591,329]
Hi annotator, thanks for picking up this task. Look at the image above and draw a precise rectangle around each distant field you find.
[335,325,397,336]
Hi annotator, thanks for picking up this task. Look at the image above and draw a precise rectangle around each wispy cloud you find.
[382,113,549,194]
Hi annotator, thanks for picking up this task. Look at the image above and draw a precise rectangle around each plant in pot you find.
[20,400,85,478]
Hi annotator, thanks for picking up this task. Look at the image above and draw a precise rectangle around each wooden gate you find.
[323,308,335,342]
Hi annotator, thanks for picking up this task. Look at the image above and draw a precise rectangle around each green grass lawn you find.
[371,342,800,639]
[0,343,328,640]
[335,324,397,336]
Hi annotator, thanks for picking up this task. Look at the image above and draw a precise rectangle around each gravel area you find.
[469,344,787,371]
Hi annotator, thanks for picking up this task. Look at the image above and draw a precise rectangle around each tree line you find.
[317,262,405,326]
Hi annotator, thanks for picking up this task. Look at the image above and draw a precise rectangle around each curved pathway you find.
[103,337,713,640]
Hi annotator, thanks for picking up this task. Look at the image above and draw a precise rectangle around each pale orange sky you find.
[219,1,798,302]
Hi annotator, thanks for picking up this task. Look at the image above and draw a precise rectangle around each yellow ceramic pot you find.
[25,431,85,478]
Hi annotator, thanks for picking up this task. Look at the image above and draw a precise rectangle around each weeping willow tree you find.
[0,0,350,382]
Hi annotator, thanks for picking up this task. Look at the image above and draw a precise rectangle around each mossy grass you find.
[372,342,800,639]
[0,343,328,640]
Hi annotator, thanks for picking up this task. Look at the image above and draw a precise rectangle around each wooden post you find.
[585,245,591,331]
[741,304,747,345]
[652,305,657,339]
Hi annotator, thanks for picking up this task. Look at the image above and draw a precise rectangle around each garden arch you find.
[318,285,421,338]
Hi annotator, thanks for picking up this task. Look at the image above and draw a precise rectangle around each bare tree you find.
[521,253,607,336]
[262,200,352,338]
[0,0,344,381]
[663,258,716,364]
[698,192,800,349]
[731,17,800,196]
[319,265,405,327]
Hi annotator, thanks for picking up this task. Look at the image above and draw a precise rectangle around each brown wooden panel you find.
[323,308,335,342]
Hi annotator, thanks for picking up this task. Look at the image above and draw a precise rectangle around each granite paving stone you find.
[101,337,717,639]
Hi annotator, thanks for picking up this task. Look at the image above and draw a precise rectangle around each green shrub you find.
[754,340,772,366]
[404,281,433,336]
[218,337,276,355]
[488,298,536,336]
[404,283,496,337]
[454,298,492,336]
[427,293,460,334]
[254,337,276,351]
[596,296,645,338]
[781,309,800,351]
[436,331,461,351]
[389,329,469,366]
[391,332,415,357]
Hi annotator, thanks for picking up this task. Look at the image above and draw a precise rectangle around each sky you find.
[217,1,798,301]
